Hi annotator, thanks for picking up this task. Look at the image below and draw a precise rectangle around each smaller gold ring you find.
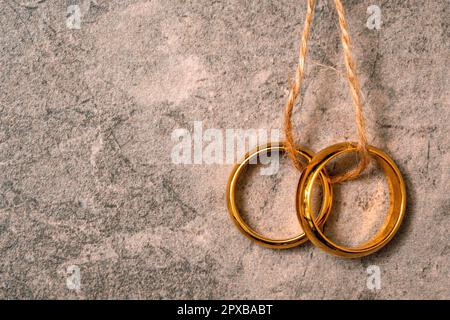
[227,142,333,249]
[296,142,406,258]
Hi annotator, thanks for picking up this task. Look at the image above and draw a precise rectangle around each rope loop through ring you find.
[296,142,406,258]
[284,0,370,184]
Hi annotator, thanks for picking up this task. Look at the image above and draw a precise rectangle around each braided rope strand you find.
[331,0,370,183]
[283,0,316,172]
[283,0,370,183]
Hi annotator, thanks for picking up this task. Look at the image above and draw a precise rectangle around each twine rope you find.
[283,0,370,184]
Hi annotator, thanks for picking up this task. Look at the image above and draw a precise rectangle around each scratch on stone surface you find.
[162,179,197,218]
[376,122,439,134]
[6,0,35,43]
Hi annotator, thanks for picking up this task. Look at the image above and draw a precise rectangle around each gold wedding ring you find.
[226,143,333,249]
[227,142,406,257]
[296,142,406,258]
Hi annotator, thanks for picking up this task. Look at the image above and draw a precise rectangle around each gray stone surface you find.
[0,0,448,299]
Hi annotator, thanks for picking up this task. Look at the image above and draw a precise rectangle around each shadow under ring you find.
[227,142,333,249]
[296,142,407,258]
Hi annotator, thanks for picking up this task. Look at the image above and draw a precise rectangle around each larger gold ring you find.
[227,142,333,249]
[296,142,406,258]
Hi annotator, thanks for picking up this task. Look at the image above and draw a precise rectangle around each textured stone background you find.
[0,0,449,299]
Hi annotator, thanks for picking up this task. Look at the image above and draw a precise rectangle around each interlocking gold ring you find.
[296,142,406,258]
[227,143,333,249]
